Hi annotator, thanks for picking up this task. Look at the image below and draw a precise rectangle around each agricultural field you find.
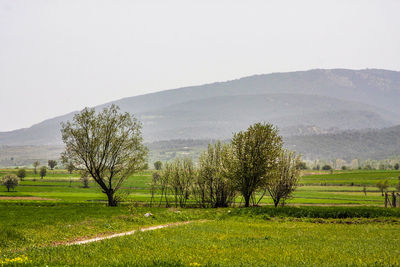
[1,168,400,266]
[0,169,399,206]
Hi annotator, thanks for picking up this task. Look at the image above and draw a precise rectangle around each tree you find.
[61,105,148,206]
[265,150,301,207]
[66,161,75,174]
[296,162,308,170]
[376,180,389,196]
[230,122,283,207]
[48,160,58,170]
[40,166,47,179]
[195,142,236,207]
[81,171,90,188]
[1,174,19,192]
[33,161,40,174]
[394,163,399,170]
[16,169,26,181]
[322,165,332,170]
[154,161,162,170]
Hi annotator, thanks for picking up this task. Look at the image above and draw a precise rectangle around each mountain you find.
[285,125,400,161]
[1,68,399,145]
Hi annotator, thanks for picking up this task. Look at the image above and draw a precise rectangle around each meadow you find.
[1,168,400,266]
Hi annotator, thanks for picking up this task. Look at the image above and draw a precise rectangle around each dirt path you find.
[64,221,199,246]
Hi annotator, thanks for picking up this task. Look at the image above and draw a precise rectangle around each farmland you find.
[1,168,400,266]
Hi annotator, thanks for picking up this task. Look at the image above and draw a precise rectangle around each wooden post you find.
[392,191,397,208]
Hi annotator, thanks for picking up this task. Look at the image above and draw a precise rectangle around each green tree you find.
[230,122,283,207]
[322,165,332,170]
[33,161,40,174]
[40,166,47,179]
[61,105,148,206]
[66,161,75,174]
[2,174,19,192]
[16,169,26,181]
[376,180,389,196]
[48,160,57,170]
[265,150,301,207]
[154,161,162,170]
[394,163,399,170]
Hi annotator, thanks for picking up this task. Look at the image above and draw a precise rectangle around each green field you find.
[1,169,400,266]
[1,203,400,266]
[1,169,399,206]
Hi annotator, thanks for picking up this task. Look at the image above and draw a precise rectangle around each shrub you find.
[1,175,19,192]
[321,165,332,170]
[16,169,26,181]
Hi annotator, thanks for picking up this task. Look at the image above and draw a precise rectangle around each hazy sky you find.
[0,0,399,131]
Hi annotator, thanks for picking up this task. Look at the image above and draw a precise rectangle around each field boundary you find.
[63,220,203,246]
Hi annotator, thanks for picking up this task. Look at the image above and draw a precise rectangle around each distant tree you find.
[394,163,399,170]
[363,185,367,196]
[81,172,90,188]
[16,169,26,181]
[61,105,148,206]
[1,174,19,192]
[322,165,332,171]
[265,150,301,207]
[33,161,40,174]
[230,122,283,207]
[66,161,75,174]
[376,180,389,196]
[39,166,47,179]
[154,161,162,170]
[341,166,347,170]
[48,160,57,170]
[296,162,308,170]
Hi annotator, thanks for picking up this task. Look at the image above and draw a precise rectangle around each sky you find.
[0,0,399,132]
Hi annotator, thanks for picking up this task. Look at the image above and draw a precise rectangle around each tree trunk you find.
[273,199,280,208]
[244,194,251,207]
[106,191,117,206]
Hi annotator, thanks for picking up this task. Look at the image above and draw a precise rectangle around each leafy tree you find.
[40,166,47,179]
[376,180,389,196]
[66,161,75,174]
[1,174,19,192]
[48,160,57,170]
[195,142,236,207]
[341,166,347,170]
[16,169,26,181]
[394,163,399,170]
[154,161,162,170]
[296,162,308,170]
[321,165,332,170]
[61,105,148,206]
[230,122,283,207]
[33,161,40,174]
[265,150,301,207]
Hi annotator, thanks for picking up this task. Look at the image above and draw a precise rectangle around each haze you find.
[0,0,399,132]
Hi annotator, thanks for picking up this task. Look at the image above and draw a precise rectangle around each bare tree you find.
[265,150,301,207]
[195,142,236,207]
[33,161,40,174]
[61,105,148,206]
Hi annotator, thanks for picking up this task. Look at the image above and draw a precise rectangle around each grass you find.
[1,204,399,266]
[1,169,399,206]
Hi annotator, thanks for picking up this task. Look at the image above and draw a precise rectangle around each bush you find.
[1,175,19,192]
[16,169,26,181]
[321,165,332,170]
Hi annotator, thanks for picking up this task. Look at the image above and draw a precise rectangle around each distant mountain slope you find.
[0,69,399,145]
[285,125,400,161]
